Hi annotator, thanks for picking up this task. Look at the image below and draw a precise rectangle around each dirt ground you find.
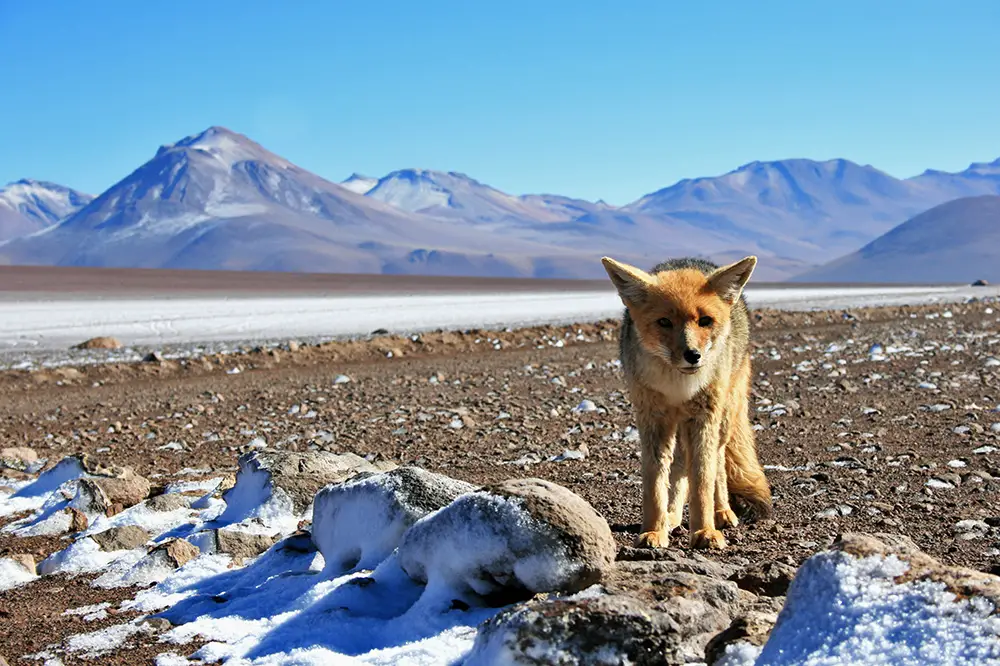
[2,298,1000,663]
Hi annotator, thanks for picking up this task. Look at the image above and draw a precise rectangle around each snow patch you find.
[755,551,1000,665]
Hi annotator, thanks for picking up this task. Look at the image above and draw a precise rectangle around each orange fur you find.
[602,256,772,550]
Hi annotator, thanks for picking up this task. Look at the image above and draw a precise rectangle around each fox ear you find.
[601,257,654,305]
[709,256,757,304]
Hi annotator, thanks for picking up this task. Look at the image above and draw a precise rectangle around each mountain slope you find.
[790,196,1000,283]
[0,180,93,241]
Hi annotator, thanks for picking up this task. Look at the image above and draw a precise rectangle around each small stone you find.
[92,525,152,551]
[730,560,797,597]
[706,612,778,665]
[145,493,194,512]
[72,336,122,350]
[214,529,279,565]
[333,374,352,385]
[151,538,199,568]
[66,507,89,532]
[140,617,172,632]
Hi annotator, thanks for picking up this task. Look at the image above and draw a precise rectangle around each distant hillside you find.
[790,196,1000,283]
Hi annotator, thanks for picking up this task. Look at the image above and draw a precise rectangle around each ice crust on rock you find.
[396,478,616,607]
[217,449,381,530]
[312,465,477,573]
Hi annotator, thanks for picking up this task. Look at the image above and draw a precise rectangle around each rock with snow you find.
[311,466,476,572]
[0,556,38,592]
[217,449,383,528]
[74,467,151,516]
[0,446,38,471]
[706,612,778,665]
[396,478,616,606]
[746,532,1000,665]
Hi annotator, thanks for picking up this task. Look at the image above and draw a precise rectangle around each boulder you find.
[311,466,476,572]
[396,478,617,606]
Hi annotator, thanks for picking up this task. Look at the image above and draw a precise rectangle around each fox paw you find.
[634,530,670,549]
[690,528,727,550]
[715,508,740,529]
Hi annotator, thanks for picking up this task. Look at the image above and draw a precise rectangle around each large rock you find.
[311,466,476,572]
[396,478,617,606]
[217,450,384,527]
[746,532,1000,665]
[466,559,747,665]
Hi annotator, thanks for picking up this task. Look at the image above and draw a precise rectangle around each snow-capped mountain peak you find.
[155,126,291,170]
[340,173,379,195]
[0,179,94,241]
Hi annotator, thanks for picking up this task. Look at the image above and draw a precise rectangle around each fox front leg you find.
[685,417,727,549]
[634,413,677,549]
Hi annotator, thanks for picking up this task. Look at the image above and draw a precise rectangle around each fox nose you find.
[683,349,701,365]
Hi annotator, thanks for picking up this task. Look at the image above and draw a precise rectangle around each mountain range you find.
[0,126,997,281]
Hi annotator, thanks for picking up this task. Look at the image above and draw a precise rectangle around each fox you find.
[601,255,772,550]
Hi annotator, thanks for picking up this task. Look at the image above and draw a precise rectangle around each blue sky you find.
[1,0,998,204]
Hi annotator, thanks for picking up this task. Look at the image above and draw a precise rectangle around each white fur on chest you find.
[635,361,711,406]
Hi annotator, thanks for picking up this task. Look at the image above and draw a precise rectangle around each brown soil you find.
[1,297,999,663]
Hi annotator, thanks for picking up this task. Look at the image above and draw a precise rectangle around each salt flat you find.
[0,284,995,355]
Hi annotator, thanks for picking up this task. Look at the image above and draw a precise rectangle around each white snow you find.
[340,174,379,195]
[0,284,991,355]
[751,550,1000,665]
[395,492,577,605]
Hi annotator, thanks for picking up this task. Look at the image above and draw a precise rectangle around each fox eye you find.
[656,317,673,329]
[698,315,714,327]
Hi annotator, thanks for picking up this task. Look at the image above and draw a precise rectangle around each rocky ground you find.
[2,297,1000,664]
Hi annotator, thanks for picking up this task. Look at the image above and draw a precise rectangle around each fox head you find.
[601,256,756,373]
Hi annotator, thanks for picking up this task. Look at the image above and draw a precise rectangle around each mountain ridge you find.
[1,125,997,281]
